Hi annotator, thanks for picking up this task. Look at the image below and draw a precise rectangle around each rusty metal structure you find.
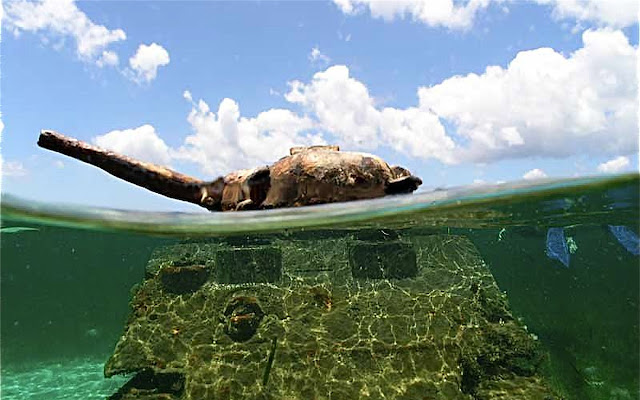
[37,131,421,211]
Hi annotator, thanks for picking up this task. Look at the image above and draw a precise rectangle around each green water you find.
[1,174,638,399]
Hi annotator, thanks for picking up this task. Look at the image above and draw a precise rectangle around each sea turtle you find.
[37,130,422,211]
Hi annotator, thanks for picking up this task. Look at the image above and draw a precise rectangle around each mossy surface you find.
[106,231,559,399]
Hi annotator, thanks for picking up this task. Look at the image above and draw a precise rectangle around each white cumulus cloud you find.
[1,160,28,177]
[597,156,631,173]
[284,29,637,164]
[418,28,638,163]
[128,43,170,83]
[3,0,126,66]
[96,50,119,68]
[88,95,324,178]
[93,124,172,166]
[4,0,172,83]
[82,27,637,178]
[333,0,639,29]
[522,168,547,180]
[285,65,456,162]
[332,0,494,30]
[309,46,331,65]
[286,66,380,149]
[533,0,639,29]
[174,95,325,177]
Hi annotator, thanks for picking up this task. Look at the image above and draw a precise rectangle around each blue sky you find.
[1,0,638,212]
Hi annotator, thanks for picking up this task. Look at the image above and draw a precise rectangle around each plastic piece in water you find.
[567,236,578,254]
[608,225,640,256]
[546,227,570,267]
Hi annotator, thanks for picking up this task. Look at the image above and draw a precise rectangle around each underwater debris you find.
[309,286,333,311]
[608,225,640,256]
[545,227,570,267]
[262,336,278,386]
[103,231,560,399]
[85,328,100,338]
[108,370,185,400]
[223,296,265,342]
[567,236,578,254]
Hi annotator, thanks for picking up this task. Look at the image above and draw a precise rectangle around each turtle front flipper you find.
[38,130,223,211]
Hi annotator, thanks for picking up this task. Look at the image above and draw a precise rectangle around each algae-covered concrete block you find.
[214,247,282,284]
[160,265,209,294]
[349,241,417,279]
[105,232,560,400]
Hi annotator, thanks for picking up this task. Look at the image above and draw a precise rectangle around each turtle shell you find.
[220,146,421,210]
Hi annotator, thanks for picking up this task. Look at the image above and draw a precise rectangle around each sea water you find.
[1,174,638,400]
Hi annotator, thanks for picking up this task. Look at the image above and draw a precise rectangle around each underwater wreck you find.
[104,229,560,400]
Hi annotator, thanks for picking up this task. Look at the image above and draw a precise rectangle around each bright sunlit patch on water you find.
[0,358,130,400]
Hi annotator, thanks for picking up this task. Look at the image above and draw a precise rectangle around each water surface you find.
[1,174,638,399]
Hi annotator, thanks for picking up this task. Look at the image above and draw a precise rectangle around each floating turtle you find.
[37,130,422,211]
